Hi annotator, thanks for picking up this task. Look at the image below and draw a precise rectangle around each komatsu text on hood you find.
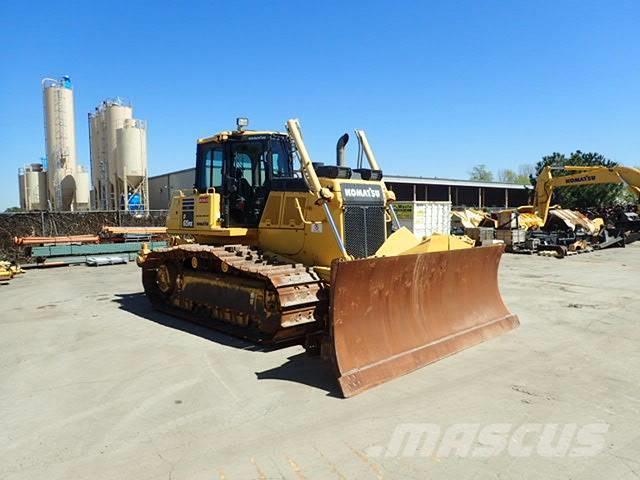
[340,182,385,205]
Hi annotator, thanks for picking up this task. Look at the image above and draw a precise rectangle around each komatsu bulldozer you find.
[139,118,519,397]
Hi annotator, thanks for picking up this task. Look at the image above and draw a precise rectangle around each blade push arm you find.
[286,119,349,259]
[353,129,401,229]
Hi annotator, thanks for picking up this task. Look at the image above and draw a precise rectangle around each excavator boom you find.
[535,165,640,224]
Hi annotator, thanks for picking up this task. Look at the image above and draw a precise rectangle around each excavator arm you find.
[534,165,640,225]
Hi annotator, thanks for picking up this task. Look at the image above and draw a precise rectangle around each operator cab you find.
[195,118,295,227]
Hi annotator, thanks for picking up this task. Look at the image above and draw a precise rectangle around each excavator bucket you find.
[329,245,519,397]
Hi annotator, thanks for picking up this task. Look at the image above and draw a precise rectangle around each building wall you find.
[386,181,530,209]
[149,168,195,210]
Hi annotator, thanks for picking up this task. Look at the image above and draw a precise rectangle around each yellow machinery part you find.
[375,228,475,257]
[0,271,13,281]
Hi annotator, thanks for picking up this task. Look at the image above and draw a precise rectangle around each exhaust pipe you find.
[336,133,349,167]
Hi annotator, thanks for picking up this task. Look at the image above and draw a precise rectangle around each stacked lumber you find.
[101,226,167,235]
[13,235,100,246]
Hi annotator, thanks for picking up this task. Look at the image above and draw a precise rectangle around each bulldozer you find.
[138,118,519,397]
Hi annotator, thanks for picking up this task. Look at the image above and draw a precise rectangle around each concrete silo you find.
[18,163,48,211]
[116,118,148,210]
[89,98,148,210]
[88,112,104,209]
[75,166,91,211]
[41,76,90,210]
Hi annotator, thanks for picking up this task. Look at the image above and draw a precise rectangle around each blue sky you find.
[1,0,638,210]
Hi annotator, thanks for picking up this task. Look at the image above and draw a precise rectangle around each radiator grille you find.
[344,206,386,258]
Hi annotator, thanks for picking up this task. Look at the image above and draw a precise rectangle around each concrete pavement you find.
[1,245,639,479]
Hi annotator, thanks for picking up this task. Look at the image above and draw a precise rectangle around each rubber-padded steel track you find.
[142,244,327,344]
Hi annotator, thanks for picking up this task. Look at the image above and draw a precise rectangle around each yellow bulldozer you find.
[139,118,519,397]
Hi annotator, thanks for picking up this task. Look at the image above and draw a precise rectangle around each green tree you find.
[497,169,519,183]
[534,151,623,208]
[497,164,535,185]
[517,164,536,185]
[469,164,494,182]
[4,207,24,213]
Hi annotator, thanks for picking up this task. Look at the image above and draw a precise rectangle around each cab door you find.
[226,139,270,227]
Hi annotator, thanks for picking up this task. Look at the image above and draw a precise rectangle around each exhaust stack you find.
[336,133,349,167]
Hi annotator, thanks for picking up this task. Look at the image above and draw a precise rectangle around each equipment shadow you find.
[114,292,341,397]
[255,352,342,398]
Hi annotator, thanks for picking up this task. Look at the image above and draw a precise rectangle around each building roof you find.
[150,167,530,190]
[149,167,195,180]
[385,175,530,190]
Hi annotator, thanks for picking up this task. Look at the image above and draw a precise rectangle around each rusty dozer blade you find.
[329,245,519,397]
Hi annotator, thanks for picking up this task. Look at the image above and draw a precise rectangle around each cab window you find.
[197,146,223,190]
[230,141,268,187]
[271,139,291,177]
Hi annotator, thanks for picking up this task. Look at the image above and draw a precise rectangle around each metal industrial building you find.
[385,175,530,207]
[149,168,530,210]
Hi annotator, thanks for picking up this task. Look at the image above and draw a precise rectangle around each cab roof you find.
[197,130,288,144]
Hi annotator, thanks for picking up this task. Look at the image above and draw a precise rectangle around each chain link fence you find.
[0,210,168,260]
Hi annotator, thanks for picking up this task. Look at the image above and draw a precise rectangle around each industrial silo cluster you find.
[40,76,91,211]
[17,75,148,212]
[89,99,148,211]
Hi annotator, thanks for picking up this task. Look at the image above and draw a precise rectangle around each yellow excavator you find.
[138,118,519,397]
[532,165,640,225]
